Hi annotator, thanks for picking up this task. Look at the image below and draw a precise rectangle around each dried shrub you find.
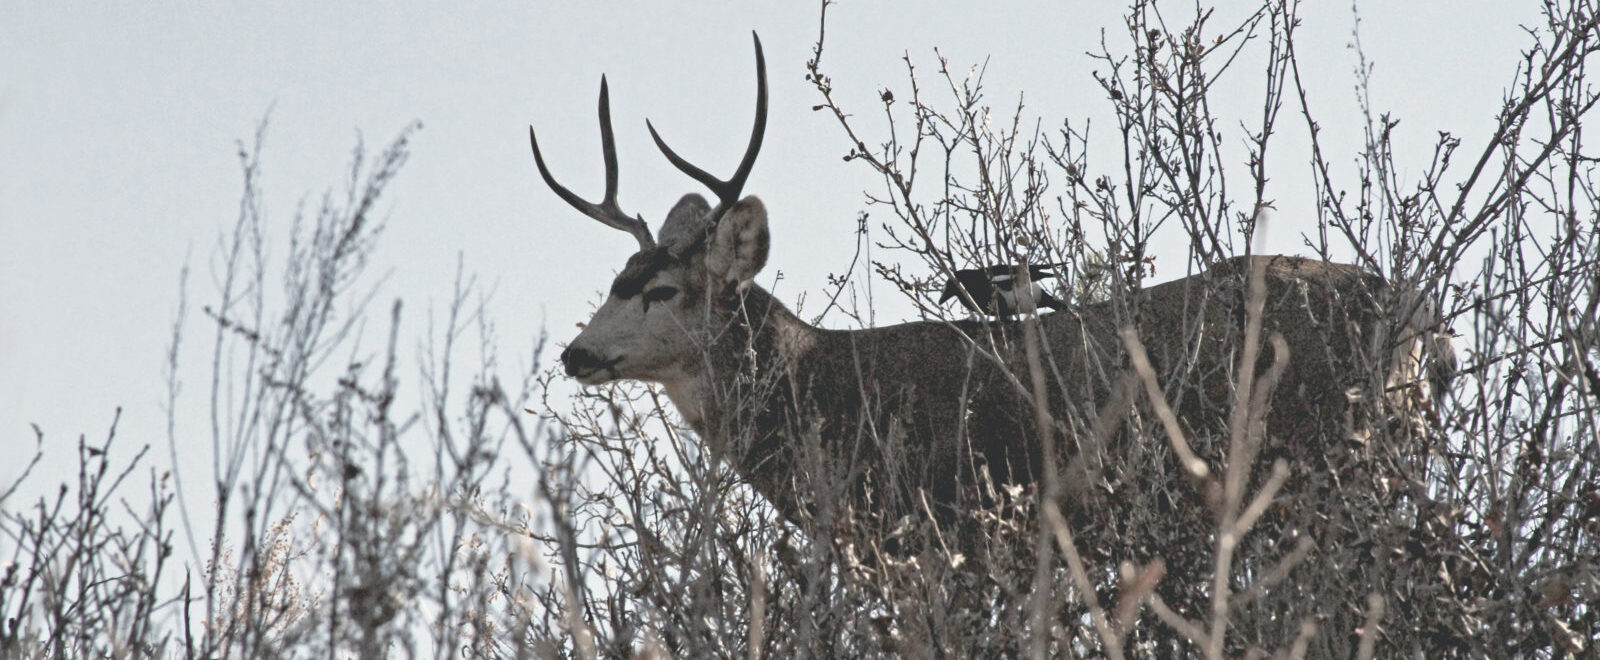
[2,1,1596,658]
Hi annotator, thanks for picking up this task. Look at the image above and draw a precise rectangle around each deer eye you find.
[641,286,680,312]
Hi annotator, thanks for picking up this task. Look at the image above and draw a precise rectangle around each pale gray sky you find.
[1,2,1540,492]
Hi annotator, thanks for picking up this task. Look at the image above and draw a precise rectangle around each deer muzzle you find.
[560,344,619,383]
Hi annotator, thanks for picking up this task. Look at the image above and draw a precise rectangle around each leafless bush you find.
[3,0,1597,658]
[0,119,593,658]
[522,0,1598,657]
[0,416,180,658]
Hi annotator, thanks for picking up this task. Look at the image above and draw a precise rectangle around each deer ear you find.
[706,196,770,285]
[658,193,712,248]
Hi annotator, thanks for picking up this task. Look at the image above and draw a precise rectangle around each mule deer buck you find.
[531,34,1453,547]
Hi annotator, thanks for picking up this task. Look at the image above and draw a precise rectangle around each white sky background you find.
[0,2,1543,507]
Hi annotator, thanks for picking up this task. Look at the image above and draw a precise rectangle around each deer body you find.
[533,34,1451,539]
[582,249,1431,529]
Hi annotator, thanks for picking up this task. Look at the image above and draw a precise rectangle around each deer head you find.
[530,34,769,391]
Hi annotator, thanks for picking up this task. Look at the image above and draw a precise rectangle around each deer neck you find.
[660,284,820,466]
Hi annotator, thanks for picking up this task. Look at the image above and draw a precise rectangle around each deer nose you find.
[561,345,603,377]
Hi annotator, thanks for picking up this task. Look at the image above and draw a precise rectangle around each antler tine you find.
[529,76,656,250]
[646,31,769,222]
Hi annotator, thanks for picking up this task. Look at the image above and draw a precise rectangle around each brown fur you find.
[566,227,1452,543]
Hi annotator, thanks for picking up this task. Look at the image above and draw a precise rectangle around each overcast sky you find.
[1,2,1542,495]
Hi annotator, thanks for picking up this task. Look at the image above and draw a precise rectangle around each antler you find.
[646,31,768,225]
[529,77,656,251]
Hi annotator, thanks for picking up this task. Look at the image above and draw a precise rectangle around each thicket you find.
[3,0,1596,657]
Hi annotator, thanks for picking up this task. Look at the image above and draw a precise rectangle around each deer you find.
[529,34,1454,551]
